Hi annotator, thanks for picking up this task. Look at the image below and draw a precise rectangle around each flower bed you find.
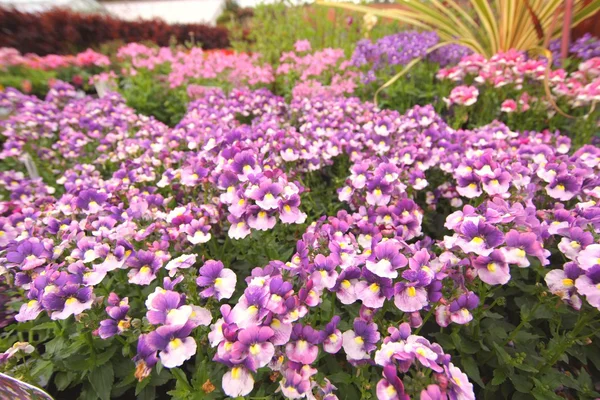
[1,35,600,400]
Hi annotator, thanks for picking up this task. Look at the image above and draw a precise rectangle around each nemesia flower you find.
[197,260,237,300]
[342,319,380,361]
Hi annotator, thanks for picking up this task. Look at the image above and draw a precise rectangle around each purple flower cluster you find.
[3,74,600,399]
[351,31,470,83]
[550,34,600,65]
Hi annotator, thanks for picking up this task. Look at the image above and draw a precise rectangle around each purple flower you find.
[133,334,158,381]
[165,254,197,277]
[575,265,600,309]
[393,269,431,312]
[342,319,380,361]
[42,284,93,320]
[446,362,475,400]
[502,230,548,267]
[448,292,479,324]
[546,262,583,306]
[311,254,339,290]
[472,250,510,285]
[322,316,343,354]
[366,240,407,279]
[222,365,254,397]
[6,238,47,271]
[145,289,191,327]
[126,250,162,285]
[458,220,504,256]
[99,295,130,339]
[197,260,237,300]
[546,175,580,201]
[233,326,275,370]
[356,270,394,309]
[375,365,410,400]
[333,266,361,305]
[558,227,593,260]
[421,384,444,400]
[576,243,600,271]
[146,323,197,368]
[285,324,323,364]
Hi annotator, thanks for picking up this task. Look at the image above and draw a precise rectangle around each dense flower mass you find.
[2,34,600,400]
[437,49,600,112]
[351,31,470,83]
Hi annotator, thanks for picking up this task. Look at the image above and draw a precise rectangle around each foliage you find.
[0,8,229,56]
[228,1,401,65]
[119,69,189,127]
[319,0,600,57]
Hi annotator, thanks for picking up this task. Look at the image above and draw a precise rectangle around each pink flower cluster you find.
[0,47,109,70]
[437,49,600,109]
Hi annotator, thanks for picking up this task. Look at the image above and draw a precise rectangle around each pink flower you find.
[446,85,479,106]
[294,40,312,53]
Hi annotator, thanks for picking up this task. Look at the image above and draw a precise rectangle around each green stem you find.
[414,306,436,335]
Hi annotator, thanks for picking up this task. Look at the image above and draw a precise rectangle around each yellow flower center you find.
[471,237,484,245]
[407,287,417,297]
[231,367,241,379]
[258,211,267,218]
[354,336,364,344]
[487,263,496,272]
[369,283,380,293]
[250,344,261,355]
[140,266,151,274]
[341,280,351,289]
[65,297,78,306]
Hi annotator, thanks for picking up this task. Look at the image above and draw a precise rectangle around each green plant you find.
[228,0,400,65]
[119,69,188,127]
[318,0,600,57]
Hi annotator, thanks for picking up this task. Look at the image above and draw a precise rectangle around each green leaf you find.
[137,385,156,400]
[54,371,74,391]
[491,368,508,386]
[515,363,538,373]
[95,346,118,367]
[461,357,485,387]
[327,371,352,385]
[492,342,512,365]
[513,331,541,342]
[171,368,192,390]
[89,364,115,400]
[135,376,151,396]
[511,374,533,393]
[45,336,66,355]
